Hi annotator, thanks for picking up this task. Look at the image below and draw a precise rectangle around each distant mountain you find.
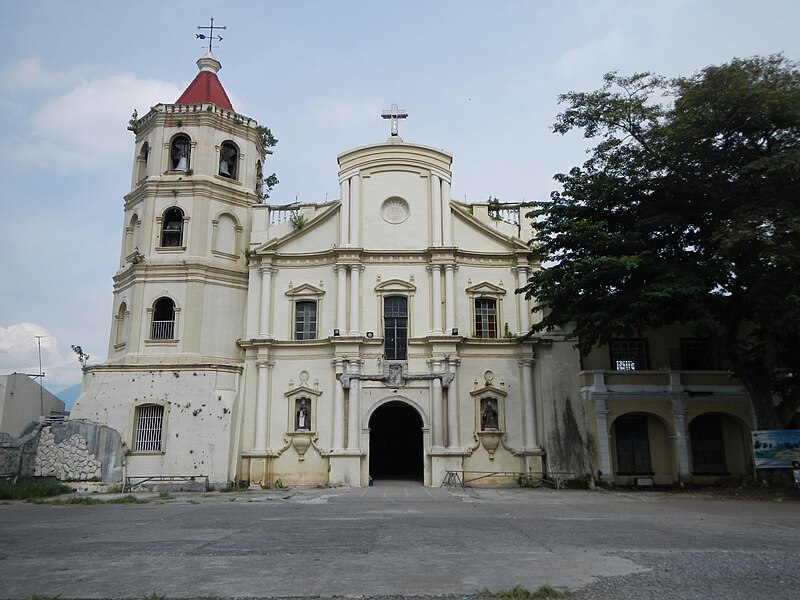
[55,384,82,411]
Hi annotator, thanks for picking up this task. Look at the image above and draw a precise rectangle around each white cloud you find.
[0,58,85,92]
[0,72,181,171]
[0,322,82,390]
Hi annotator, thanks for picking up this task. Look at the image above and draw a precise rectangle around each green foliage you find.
[478,585,571,599]
[33,494,148,505]
[71,344,90,368]
[256,125,278,149]
[289,211,307,230]
[521,55,800,428]
[0,480,73,500]
[127,109,139,133]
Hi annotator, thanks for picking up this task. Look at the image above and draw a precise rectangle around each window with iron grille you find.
[151,297,175,340]
[295,301,317,340]
[475,298,497,338]
[134,404,164,452]
[615,414,653,475]
[610,339,649,371]
[690,414,728,474]
[384,296,408,360]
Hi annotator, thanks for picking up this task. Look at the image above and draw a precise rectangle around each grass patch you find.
[0,480,74,500]
[32,494,148,506]
[479,585,571,599]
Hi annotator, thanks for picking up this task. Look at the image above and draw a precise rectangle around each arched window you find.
[151,297,175,340]
[219,141,238,179]
[170,135,191,171]
[160,207,184,247]
[115,302,128,345]
[384,296,408,360]
[137,142,149,181]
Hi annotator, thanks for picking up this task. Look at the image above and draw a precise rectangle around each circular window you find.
[381,197,410,224]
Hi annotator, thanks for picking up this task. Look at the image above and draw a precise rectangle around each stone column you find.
[441,178,452,246]
[335,265,347,333]
[594,396,612,478]
[245,263,260,338]
[444,264,457,333]
[253,360,272,452]
[258,266,276,337]
[515,266,530,333]
[520,358,538,449]
[346,360,362,450]
[348,265,363,335]
[430,358,444,448]
[428,264,443,335]
[332,358,345,450]
[431,174,442,246]
[446,359,459,448]
[349,176,360,247]
[671,396,691,480]
[339,177,350,247]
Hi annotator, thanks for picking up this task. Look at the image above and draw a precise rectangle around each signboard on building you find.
[751,430,800,469]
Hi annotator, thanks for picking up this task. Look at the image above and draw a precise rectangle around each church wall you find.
[360,169,433,250]
[537,340,591,479]
[73,367,239,484]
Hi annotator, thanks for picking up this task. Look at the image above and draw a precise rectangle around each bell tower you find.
[110,52,268,364]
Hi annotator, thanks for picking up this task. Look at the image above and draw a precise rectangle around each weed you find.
[32,495,148,506]
[158,492,173,500]
[478,585,571,599]
[0,480,73,501]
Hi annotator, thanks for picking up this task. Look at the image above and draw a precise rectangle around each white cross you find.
[381,103,408,137]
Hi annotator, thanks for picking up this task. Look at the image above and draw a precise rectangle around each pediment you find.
[285,283,325,297]
[374,278,417,293]
[465,281,506,296]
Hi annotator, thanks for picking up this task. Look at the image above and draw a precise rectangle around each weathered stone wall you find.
[0,421,124,482]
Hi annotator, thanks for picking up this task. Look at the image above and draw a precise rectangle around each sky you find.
[1,0,798,397]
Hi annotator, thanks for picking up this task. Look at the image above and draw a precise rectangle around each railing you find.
[580,370,746,395]
[151,320,175,340]
[123,475,208,493]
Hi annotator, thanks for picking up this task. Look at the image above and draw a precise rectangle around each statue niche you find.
[295,398,311,431]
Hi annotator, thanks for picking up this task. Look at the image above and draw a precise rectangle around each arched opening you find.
[689,412,751,478]
[611,412,675,484]
[369,400,423,482]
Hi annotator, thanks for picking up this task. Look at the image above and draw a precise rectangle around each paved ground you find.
[0,481,798,599]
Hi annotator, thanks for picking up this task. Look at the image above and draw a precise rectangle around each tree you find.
[256,125,280,200]
[521,55,800,429]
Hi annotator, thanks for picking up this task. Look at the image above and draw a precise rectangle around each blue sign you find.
[751,430,800,469]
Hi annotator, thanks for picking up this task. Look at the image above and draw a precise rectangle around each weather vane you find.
[196,17,226,52]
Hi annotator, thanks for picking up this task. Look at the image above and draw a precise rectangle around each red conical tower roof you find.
[175,53,234,110]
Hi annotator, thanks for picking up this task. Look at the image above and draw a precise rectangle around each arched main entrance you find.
[369,400,424,481]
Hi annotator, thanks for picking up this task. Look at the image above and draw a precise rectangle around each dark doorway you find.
[369,401,423,481]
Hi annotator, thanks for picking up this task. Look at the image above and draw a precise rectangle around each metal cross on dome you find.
[196,18,226,52]
[381,103,408,137]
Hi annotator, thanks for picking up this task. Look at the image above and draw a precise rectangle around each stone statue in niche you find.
[480,398,499,430]
[296,399,311,430]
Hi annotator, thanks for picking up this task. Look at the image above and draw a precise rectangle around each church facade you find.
[72,54,755,488]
